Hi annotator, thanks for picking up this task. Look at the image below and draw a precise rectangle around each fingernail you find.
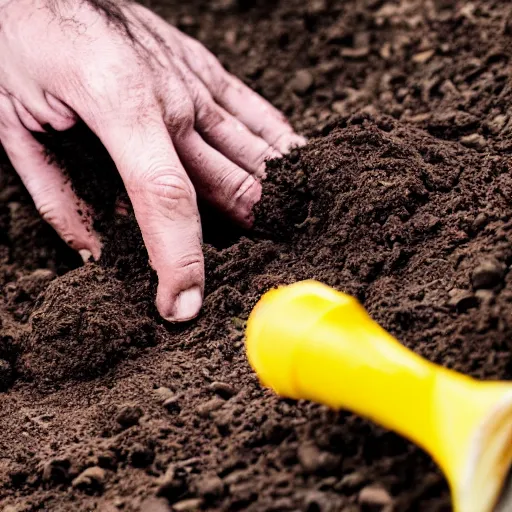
[288,135,308,151]
[79,249,93,263]
[166,286,203,322]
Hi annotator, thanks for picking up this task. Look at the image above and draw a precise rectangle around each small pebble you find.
[341,47,370,59]
[209,381,236,399]
[358,485,392,507]
[116,404,143,428]
[412,49,435,63]
[475,289,495,305]
[473,212,488,229]
[460,133,487,149]
[487,114,507,134]
[336,471,367,491]
[297,442,339,474]
[447,288,478,311]
[472,260,506,289]
[154,387,175,402]
[290,70,315,95]
[172,498,203,511]
[72,466,106,492]
[196,398,225,418]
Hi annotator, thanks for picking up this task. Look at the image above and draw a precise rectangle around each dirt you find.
[1,0,512,511]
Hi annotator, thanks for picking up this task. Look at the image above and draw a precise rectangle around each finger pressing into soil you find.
[90,112,204,322]
[0,96,101,261]
[174,130,262,228]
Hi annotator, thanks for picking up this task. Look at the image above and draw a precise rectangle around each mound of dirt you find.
[1,1,512,511]
[20,265,158,388]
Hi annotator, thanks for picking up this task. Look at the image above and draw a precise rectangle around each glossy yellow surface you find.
[246,280,512,512]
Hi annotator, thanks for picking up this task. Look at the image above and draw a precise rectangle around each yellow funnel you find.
[246,280,512,512]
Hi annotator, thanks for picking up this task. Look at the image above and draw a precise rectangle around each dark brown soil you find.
[2,1,512,511]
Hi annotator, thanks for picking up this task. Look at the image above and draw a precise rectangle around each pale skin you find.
[0,0,305,322]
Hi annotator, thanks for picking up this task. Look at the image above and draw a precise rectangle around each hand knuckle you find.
[142,168,195,204]
[166,99,195,137]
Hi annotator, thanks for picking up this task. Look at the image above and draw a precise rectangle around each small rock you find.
[0,359,13,391]
[487,114,508,135]
[473,212,488,229]
[154,387,175,402]
[412,49,435,63]
[297,443,340,474]
[472,260,506,289]
[139,497,171,512]
[195,475,225,501]
[72,466,106,492]
[336,471,367,491]
[359,485,392,507]
[209,381,236,399]
[447,288,478,311]
[460,133,487,149]
[379,42,392,59]
[475,289,495,305]
[116,404,143,428]
[196,398,225,418]
[290,70,315,95]
[172,498,203,511]
[307,0,327,14]
[341,47,370,59]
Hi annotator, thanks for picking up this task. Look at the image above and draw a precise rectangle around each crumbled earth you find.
[1,1,512,511]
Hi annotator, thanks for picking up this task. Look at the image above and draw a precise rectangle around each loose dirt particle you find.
[72,467,106,493]
[289,70,315,95]
[472,260,506,290]
[447,288,478,311]
[460,133,487,149]
[297,443,340,475]
[209,381,236,399]
[172,498,203,511]
[196,398,225,418]
[116,405,143,429]
[358,486,392,507]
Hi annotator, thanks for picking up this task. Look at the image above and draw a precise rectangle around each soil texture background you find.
[1,0,512,511]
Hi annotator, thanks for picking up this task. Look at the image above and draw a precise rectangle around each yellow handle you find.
[246,280,512,512]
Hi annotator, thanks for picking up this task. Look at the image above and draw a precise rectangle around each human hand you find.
[0,0,305,321]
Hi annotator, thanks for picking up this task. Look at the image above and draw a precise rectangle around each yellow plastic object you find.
[246,280,512,512]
